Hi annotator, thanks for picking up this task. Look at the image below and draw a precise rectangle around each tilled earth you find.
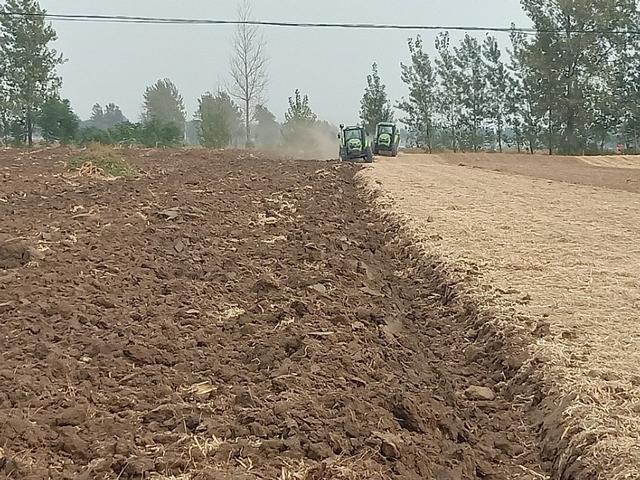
[1,149,544,479]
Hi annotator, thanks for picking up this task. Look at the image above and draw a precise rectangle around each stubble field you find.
[360,152,640,480]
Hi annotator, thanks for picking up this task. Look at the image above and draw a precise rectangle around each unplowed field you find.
[361,153,640,480]
[437,152,640,193]
[0,148,545,479]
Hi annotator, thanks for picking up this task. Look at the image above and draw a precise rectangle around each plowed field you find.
[0,148,544,479]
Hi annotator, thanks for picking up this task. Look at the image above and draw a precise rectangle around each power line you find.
[1,11,640,36]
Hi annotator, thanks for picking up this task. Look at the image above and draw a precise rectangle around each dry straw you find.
[358,154,640,479]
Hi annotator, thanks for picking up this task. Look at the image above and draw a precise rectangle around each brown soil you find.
[435,152,640,193]
[1,148,544,479]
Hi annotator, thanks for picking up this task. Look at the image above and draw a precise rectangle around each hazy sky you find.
[39,1,530,125]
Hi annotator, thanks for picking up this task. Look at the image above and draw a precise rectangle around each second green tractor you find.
[373,122,400,157]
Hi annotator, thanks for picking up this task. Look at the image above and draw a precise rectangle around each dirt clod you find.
[465,385,497,401]
[377,432,402,460]
[55,405,87,426]
[306,442,333,461]
[0,239,30,269]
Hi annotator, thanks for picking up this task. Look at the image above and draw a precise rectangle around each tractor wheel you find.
[364,147,374,163]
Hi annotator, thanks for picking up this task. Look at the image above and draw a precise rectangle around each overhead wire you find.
[0,11,639,36]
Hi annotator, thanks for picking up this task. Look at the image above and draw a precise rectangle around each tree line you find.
[0,0,332,151]
[359,0,640,155]
[2,0,639,155]
[73,84,330,152]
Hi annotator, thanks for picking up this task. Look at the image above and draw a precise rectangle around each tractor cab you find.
[343,127,364,142]
[338,124,373,163]
[373,122,400,157]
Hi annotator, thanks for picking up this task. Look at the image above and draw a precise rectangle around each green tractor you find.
[373,122,400,157]
[338,124,373,163]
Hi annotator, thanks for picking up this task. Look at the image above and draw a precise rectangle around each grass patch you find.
[67,145,139,178]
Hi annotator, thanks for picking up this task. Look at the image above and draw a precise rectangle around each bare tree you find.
[229,0,268,148]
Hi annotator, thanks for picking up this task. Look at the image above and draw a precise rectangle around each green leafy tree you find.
[482,36,509,152]
[254,104,281,148]
[397,36,436,152]
[453,35,487,152]
[0,0,64,145]
[587,85,617,152]
[505,31,525,152]
[104,103,127,127]
[0,90,18,144]
[89,103,128,130]
[508,29,545,154]
[623,114,640,153]
[284,89,316,126]
[196,91,242,148]
[109,121,141,146]
[359,63,393,135]
[89,104,105,127]
[519,0,638,154]
[142,78,186,138]
[36,97,79,144]
[504,69,525,153]
[77,127,112,145]
[282,89,317,150]
[435,33,463,151]
[77,120,181,148]
[621,76,640,153]
[139,119,182,147]
[611,37,640,153]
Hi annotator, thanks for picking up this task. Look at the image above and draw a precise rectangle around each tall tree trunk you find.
[565,107,576,154]
[473,99,479,152]
[26,110,33,147]
[548,108,553,156]
[472,118,477,152]
[245,98,251,147]
[451,125,457,152]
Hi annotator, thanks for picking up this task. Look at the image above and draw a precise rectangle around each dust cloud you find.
[258,124,339,160]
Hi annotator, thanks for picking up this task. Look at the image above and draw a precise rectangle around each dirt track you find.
[0,149,544,479]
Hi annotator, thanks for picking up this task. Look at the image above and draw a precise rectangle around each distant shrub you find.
[77,127,112,145]
[77,120,182,148]
[67,144,139,178]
